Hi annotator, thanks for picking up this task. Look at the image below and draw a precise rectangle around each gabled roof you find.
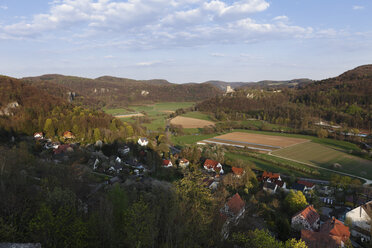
[232,167,244,176]
[204,159,219,168]
[227,193,245,215]
[361,200,372,219]
[301,229,342,248]
[180,158,189,163]
[262,171,280,179]
[320,218,350,241]
[162,159,171,166]
[297,180,315,188]
[139,137,148,142]
[294,205,319,227]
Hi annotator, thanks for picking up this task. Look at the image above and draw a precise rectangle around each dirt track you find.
[213,132,308,148]
[115,113,144,118]
[170,116,215,128]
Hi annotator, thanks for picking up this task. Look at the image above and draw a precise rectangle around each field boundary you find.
[268,152,372,185]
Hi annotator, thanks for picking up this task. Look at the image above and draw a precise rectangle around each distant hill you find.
[23,74,223,107]
[0,75,138,141]
[196,65,372,130]
[204,78,313,91]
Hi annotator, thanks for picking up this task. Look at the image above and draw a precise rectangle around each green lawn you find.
[272,142,372,180]
[104,102,195,131]
[225,152,314,178]
[171,133,218,145]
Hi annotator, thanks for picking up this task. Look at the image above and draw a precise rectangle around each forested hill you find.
[0,76,137,142]
[196,65,372,130]
[23,74,223,107]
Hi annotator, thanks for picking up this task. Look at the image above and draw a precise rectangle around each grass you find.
[181,111,214,121]
[104,102,195,131]
[232,129,361,153]
[171,133,218,145]
[225,152,313,178]
[272,142,372,180]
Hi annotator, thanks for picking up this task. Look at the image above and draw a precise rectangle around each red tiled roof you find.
[297,180,315,188]
[320,218,350,242]
[295,205,319,227]
[162,160,171,166]
[204,159,219,169]
[227,193,245,215]
[63,131,75,138]
[232,167,244,176]
[301,230,342,248]
[262,171,280,179]
[180,158,189,163]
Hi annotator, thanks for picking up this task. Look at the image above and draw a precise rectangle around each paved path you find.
[268,152,372,186]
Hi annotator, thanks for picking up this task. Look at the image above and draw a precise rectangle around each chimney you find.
[360,206,362,218]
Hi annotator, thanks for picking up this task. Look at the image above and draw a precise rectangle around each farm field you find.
[181,111,214,121]
[104,102,195,130]
[272,142,372,180]
[170,116,215,128]
[197,132,308,152]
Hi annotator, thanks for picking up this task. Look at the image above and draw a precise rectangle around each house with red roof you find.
[162,159,173,168]
[232,167,244,178]
[291,205,320,231]
[301,217,350,248]
[63,131,75,139]
[33,132,44,140]
[259,171,286,191]
[297,180,315,193]
[220,193,246,239]
[204,159,224,174]
[179,158,189,169]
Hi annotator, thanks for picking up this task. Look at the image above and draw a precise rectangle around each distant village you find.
[32,131,372,248]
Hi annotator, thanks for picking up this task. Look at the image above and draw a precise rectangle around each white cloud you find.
[0,5,8,10]
[353,5,364,10]
[136,61,161,66]
[0,0,316,47]
[273,15,289,22]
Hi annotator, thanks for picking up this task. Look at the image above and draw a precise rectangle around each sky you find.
[0,0,371,83]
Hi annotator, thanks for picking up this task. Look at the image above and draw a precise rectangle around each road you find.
[268,152,372,186]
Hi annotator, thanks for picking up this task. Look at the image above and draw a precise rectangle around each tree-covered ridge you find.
[0,76,137,143]
[196,65,372,130]
[22,74,223,107]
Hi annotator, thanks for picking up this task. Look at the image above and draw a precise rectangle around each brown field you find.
[115,113,144,118]
[199,132,309,152]
[170,116,215,128]
[162,110,175,114]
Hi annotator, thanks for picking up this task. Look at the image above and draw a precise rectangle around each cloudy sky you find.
[0,0,371,83]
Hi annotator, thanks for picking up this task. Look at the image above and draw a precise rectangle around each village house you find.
[63,131,75,139]
[178,158,189,169]
[33,132,44,140]
[297,180,315,193]
[345,200,372,242]
[220,193,246,239]
[53,144,73,155]
[232,167,244,178]
[291,205,320,231]
[162,159,173,168]
[259,171,286,191]
[302,216,350,248]
[203,159,224,174]
[137,137,148,147]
